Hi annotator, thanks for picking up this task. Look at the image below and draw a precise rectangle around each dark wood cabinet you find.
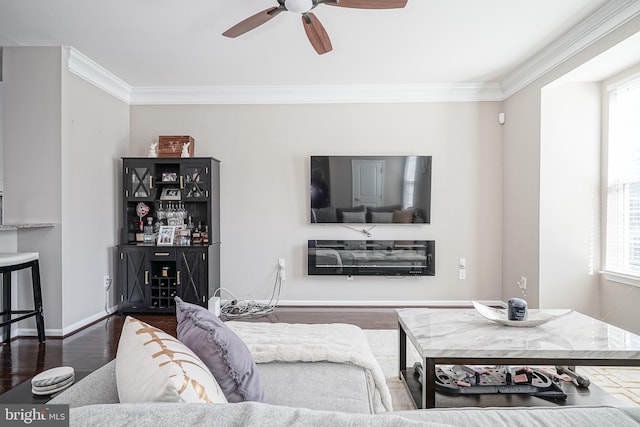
[117,157,220,314]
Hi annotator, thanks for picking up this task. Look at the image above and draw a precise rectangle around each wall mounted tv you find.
[308,240,435,276]
[310,155,432,224]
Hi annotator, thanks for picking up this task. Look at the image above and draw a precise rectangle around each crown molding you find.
[65,47,131,104]
[501,0,640,99]
[128,83,503,105]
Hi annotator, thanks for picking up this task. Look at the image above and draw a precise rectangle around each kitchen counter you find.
[0,223,57,231]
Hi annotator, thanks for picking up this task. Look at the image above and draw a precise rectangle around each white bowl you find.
[472,301,572,327]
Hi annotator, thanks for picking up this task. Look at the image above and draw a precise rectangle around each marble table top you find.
[397,308,640,361]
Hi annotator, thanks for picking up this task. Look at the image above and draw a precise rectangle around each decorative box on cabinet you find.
[117,157,220,314]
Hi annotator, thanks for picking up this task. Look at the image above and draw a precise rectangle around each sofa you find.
[49,358,640,426]
[48,298,640,426]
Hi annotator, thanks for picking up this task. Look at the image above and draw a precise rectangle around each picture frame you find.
[157,226,176,246]
[160,187,181,200]
[161,172,178,182]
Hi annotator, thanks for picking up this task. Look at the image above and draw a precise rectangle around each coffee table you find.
[397,308,640,409]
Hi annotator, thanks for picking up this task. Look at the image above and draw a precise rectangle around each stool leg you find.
[31,261,46,343]
[2,271,11,343]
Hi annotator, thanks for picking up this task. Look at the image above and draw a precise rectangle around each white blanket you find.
[227,322,393,412]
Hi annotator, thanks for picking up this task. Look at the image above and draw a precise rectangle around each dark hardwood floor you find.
[0,307,398,395]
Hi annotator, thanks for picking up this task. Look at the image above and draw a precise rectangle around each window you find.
[402,155,417,209]
[605,75,640,280]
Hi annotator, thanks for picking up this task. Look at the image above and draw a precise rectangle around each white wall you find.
[130,102,504,304]
[60,48,129,329]
[539,82,601,316]
[1,46,129,335]
[502,14,640,330]
[2,46,64,332]
[0,47,4,195]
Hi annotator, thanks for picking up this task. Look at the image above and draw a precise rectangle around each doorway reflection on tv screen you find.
[310,155,432,224]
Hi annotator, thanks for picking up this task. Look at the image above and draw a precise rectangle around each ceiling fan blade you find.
[222,7,284,38]
[323,0,407,9]
[302,13,333,55]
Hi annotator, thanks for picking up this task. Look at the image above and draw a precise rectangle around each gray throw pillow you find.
[312,206,337,223]
[342,211,366,223]
[370,212,394,223]
[174,297,264,402]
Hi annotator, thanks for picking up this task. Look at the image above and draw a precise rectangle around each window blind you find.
[606,76,640,277]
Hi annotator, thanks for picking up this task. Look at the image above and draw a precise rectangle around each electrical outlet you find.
[459,269,466,280]
[517,276,527,290]
[103,275,111,289]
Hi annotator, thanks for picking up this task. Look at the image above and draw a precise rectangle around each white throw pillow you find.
[116,316,227,404]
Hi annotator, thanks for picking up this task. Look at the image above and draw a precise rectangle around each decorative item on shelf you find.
[135,202,150,242]
[157,225,176,246]
[160,187,181,201]
[181,142,191,158]
[147,142,158,158]
[158,135,194,158]
[161,172,178,182]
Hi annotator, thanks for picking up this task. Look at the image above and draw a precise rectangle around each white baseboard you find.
[16,305,119,338]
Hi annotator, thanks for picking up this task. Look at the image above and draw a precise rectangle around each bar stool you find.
[0,253,45,344]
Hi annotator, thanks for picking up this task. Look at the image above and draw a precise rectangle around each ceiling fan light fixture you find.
[285,0,314,13]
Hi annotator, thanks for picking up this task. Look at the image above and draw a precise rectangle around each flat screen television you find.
[310,155,432,224]
[308,240,435,276]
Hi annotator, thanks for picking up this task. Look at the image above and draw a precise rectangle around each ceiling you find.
[0,0,638,101]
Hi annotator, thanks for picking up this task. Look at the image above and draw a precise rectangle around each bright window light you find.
[605,75,640,278]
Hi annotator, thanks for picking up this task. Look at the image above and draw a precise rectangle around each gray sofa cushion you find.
[384,405,640,426]
[69,402,450,427]
[258,361,374,414]
[49,359,375,415]
[68,402,640,427]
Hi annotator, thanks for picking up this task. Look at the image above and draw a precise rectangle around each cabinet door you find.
[177,248,208,306]
[181,162,210,200]
[124,161,154,200]
[119,247,148,313]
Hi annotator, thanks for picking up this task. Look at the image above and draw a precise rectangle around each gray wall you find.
[502,14,640,333]
[1,46,129,335]
[130,102,504,304]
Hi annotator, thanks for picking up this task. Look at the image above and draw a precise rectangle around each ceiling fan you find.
[222,0,408,55]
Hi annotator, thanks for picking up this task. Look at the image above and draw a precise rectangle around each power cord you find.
[104,276,113,315]
[342,224,376,238]
[217,260,286,318]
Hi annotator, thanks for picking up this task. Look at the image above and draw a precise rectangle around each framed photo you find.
[161,172,178,182]
[160,187,181,200]
[157,226,176,246]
